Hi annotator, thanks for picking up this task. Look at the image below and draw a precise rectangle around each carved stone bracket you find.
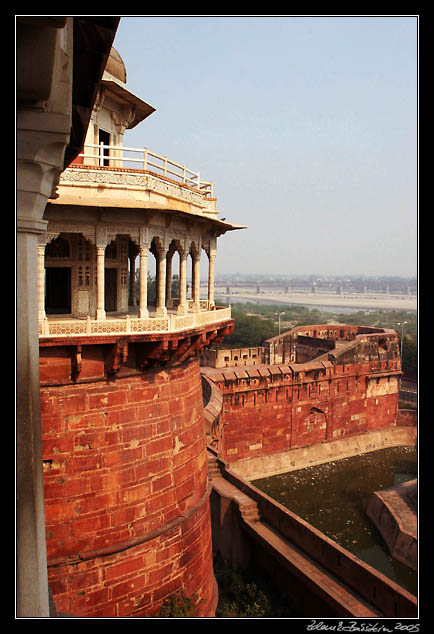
[105,340,129,378]
[131,323,234,374]
[70,345,82,382]
[40,320,235,383]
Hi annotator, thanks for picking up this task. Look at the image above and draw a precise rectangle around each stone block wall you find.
[211,459,417,617]
[202,327,402,465]
[206,362,399,464]
[396,409,417,427]
[200,346,266,368]
[40,348,217,617]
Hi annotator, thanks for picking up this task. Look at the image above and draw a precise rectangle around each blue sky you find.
[112,15,418,278]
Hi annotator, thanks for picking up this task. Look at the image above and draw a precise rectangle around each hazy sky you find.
[112,15,418,278]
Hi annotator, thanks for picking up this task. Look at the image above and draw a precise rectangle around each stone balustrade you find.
[57,162,218,218]
[39,305,231,338]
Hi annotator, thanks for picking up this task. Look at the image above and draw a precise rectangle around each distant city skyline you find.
[113,15,418,279]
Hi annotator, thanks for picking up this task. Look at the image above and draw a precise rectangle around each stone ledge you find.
[366,479,417,572]
[228,426,417,481]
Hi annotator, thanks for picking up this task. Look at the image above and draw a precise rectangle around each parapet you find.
[264,324,401,369]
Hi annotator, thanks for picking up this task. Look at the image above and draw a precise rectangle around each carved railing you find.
[77,143,214,198]
[39,306,231,338]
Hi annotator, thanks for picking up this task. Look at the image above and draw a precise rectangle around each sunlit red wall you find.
[40,346,216,618]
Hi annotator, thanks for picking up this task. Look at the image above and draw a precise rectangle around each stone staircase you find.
[207,452,221,480]
[211,468,385,618]
[206,443,416,619]
[239,499,261,523]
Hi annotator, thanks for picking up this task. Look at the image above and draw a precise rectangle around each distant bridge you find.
[200,280,416,297]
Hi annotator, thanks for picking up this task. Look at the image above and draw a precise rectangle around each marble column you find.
[139,246,149,318]
[177,250,188,315]
[207,252,216,307]
[129,253,136,306]
[166,250,173,308]
[155,247,168,316]
[192,252,201,312]
[37,242,46,319]
[96,246,106,320]
[17,17,73,616]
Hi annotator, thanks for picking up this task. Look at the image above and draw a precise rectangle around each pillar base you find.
[176,304,188,316]
[96,309,106,321]
[155,307,167,317]
[138,308,149,319]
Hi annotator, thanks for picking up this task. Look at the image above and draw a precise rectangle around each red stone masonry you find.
[202,326,402,464]
[39,322,232,617]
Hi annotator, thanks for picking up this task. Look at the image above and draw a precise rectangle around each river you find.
[214,292,417,314]
[252,446,418,596]
[217,294,370,314]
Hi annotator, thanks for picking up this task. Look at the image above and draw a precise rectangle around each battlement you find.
[265,324,400,366]
[201,324,400,371]
[201,324,402,464]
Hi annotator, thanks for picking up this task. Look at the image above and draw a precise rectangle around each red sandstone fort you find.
[17,18,417,619]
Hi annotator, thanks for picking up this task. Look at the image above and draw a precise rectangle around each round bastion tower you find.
[39,48,244,617]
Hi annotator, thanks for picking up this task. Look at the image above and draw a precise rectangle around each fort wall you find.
[209,450,417,617]
[224,426,416,481]
[203,358,401,468]
[201,326,403,472]
[397,409,418,427]
[201,324,417,616]
[40,343,218,617]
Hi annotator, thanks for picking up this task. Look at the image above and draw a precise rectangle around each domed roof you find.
[105,47,126,83]
[101,47,156,127]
